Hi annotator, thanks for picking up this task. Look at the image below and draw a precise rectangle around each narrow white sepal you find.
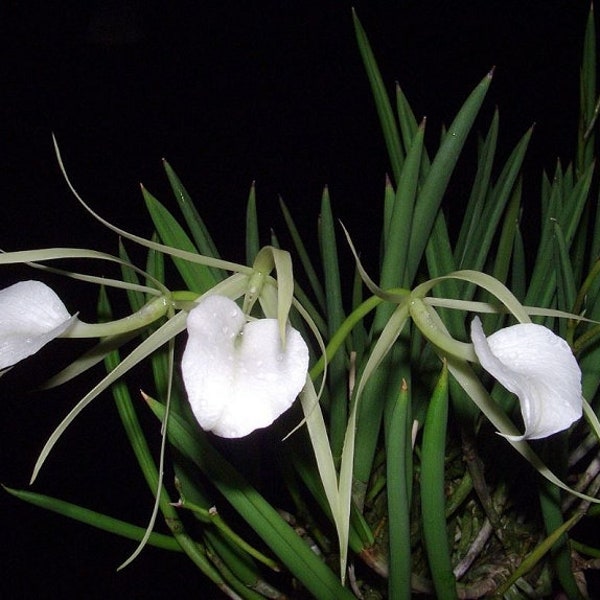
[470,316,582,440]
[181,295,309,438]
[0,280,75,369]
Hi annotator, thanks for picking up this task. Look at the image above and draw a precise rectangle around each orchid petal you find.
[181,295,309,438]
[470,316,582,440]
[0,280,75,369]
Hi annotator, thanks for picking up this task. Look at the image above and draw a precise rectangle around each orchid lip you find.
[0,280,74,369]
[181,294,309,438]
[470,316,583,440]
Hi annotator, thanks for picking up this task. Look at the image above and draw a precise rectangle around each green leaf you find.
[462,126,532,274]
[353,9,404,182]
[2,486,180,552]
[425,212,461,334]
[491,178,521,288]
[396,84,429,165]
[347,303,411,505]
[319,187,348,459]
[385,379,413,600]
[279,196,326,313]
[577,4,597,174]
[455,109,499,265]
[405,70,493,283]
[537,438,584,600]
[245,182,260,265]
[381,119,425,291]
[553,222,577,335]
[562,160,595,248]
[147,397,354,600]
[142,185,217,292]
[163,159,222,262]
[420,362,457,600]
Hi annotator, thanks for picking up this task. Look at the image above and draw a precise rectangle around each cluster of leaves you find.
[5,7,600,600]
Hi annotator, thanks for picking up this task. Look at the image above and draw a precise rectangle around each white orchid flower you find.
[0,280,76,370]
[182,294,309,438]
[470,316,582,440]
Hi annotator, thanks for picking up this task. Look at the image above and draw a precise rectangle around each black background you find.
[1,1,594,597]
